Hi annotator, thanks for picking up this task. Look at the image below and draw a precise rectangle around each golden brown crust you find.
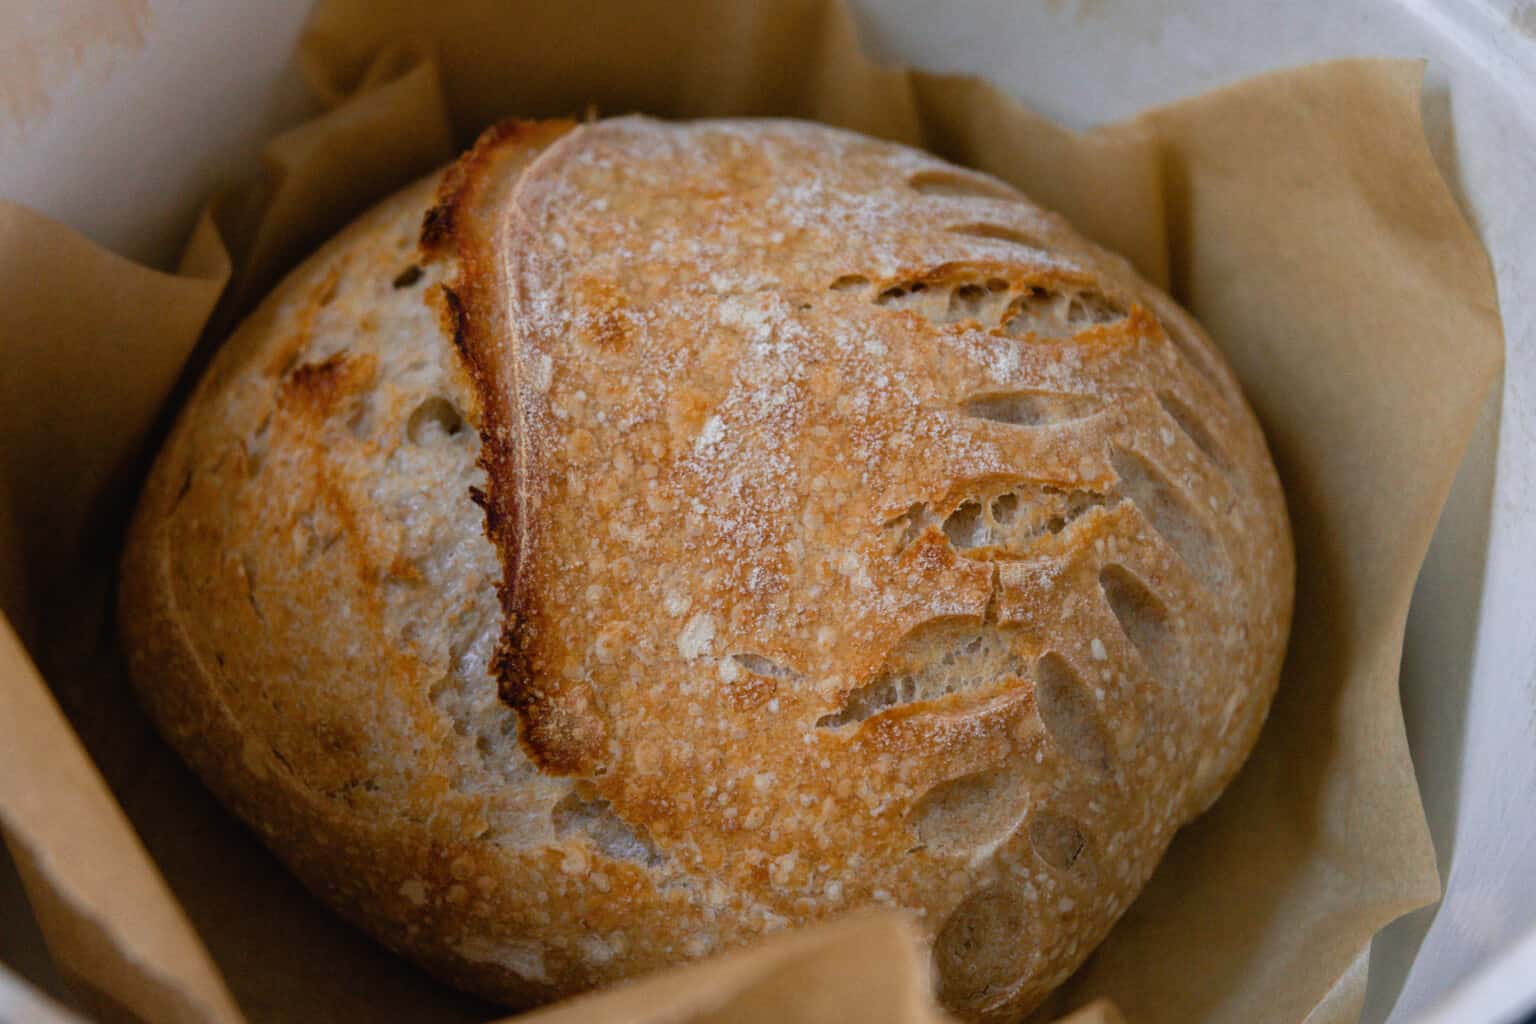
[121,116,1293,1020]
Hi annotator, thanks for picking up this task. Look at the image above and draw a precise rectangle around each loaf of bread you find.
[121,116,1293,1020]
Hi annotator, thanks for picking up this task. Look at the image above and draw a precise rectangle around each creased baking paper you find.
[0,1,1504,1022]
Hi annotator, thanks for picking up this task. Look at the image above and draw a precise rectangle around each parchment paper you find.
[0,1,1504,1022]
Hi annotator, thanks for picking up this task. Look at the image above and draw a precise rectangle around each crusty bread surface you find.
[121,116,1293,1020]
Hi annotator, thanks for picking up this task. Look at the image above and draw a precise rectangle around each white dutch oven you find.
[2,2,1532,1021]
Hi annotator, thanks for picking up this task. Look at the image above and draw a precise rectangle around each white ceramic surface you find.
[1,2,1532,1022]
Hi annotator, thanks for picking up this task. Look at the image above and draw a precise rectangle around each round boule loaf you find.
[120,115,1293,1020]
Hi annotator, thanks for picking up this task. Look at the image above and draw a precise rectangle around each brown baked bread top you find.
[120,116,1293,1020]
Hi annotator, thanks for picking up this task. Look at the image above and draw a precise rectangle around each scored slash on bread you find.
[120,115,1293,1020]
